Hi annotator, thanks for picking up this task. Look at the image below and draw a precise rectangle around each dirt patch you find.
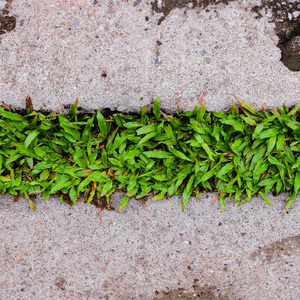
[0,0,16,38]
[155,282,229,300]
[151,0,233,25]
[251,235,300,264]
[251,0,300,71]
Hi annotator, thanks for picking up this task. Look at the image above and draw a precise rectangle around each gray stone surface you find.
[1,1,300,299]
[0,193,299,299]
[0,0,299,113]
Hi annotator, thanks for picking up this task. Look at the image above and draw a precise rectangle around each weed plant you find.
[0,96,300,212]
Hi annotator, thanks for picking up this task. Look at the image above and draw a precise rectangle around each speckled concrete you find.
[0,0,299,113]
[0,193,299,299]
[1,1,300,299]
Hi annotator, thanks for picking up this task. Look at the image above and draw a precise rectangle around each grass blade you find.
[24,130,40,148]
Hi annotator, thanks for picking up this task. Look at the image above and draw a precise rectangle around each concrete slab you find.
[0,0,299,113]
[0,193,299,299]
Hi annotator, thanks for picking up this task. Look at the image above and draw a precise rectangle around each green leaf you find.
[241,116,256,126]
[24,130,40,148]
[123,122,142,129]
[169,147,191,161]
[153,174,168,181]
[32,161,54,172]
[213,111,228,119]
[0,175,11,182]
[108,158,122,167]
[144,151,172,159]
[284,145,295,165]
[153,189,168,201]
[276,180,283,195]
[234,189,242,205]
[216,162,234,178]
[86,189,95,204]
[5,153,23,166]
[199,168,215,183]
[202,142,215,161]
[287,103,300,116]
[17,147,42,160]
[182,175,195,211]
[58,115,80,141]
[115,175,130,184]
[106,128,118,152]
[259,191,271,205]
[267,135,277,154]
[127,177,138,196]
[164,124,177,146]
[175,166,193,190]
[118,195,130,213]
[101,149,108,167]
[220,119,244,133]
[69,188,77,205]
[257,178,277,188]
[153,98,161,119]
[108,134,127,153]
[252,124,264,138]
[253,160,268,183]
[39,169,50,182]
[294,171,300,194]
[68,98,78,119]
[255,128,281,139]
[219,196,225,212]
[50,179,73,194]
[285,191,296,211]
[97,110,108,139]
[81,115,95,142]
[268,156,285,169]
[250,145,266,171]
[237,98,259,116]
[137,131,157,146]
[276,134,285,151]
[136,124,158,135]
[101,180,113,197]
[0,108,25,121]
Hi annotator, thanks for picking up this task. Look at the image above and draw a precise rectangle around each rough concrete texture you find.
[0,193,299,299]
[0,0,299,113]
[1,1,300,299]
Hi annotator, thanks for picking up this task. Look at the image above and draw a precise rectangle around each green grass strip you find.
[1,96,300,212]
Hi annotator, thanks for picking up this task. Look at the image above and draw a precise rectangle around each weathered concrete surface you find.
[0,0,299,113]
[1,1,300,299]
[0,193,299,299]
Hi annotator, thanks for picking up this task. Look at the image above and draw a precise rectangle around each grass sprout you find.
[0,96,299,213]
